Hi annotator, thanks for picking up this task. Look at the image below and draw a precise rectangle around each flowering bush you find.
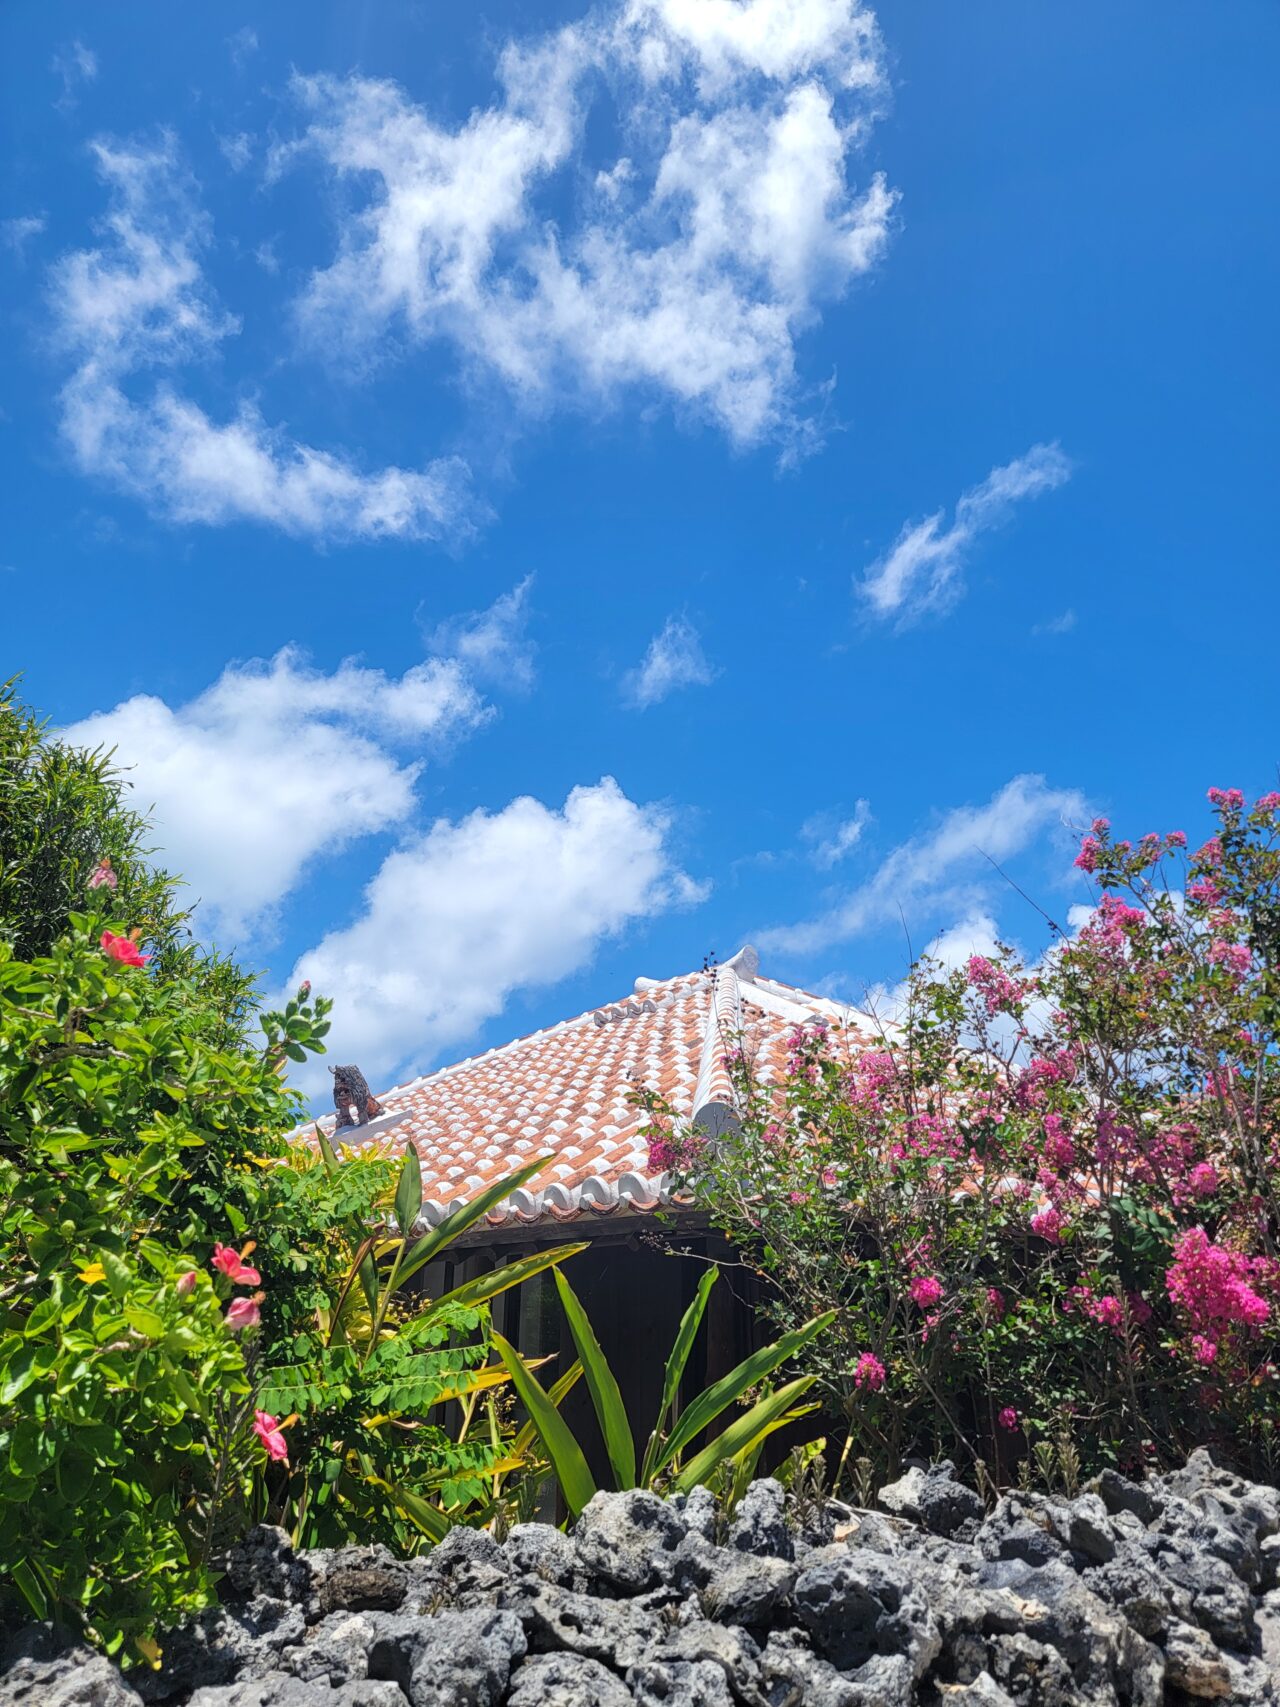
[0,904,340,1657]
[639,789,1280,1487]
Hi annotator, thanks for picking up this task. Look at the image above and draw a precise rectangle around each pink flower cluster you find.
[1165,1228,1271,1354]
[853,1352,886,1392]
[965,955,1026,1018]
[1208,940,1251,976]
[1207,787,1245,811]
[1029,1206,1064,1244]
[845,1051,896,1116]
[909,1274,944,1308]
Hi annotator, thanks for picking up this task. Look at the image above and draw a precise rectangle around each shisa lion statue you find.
[329,1063,385,1130]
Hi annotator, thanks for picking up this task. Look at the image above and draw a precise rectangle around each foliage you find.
[0,911,328,1658]
[0,677,256,1041]
[254,1140,588,1548]
[641,789,1280,1490]
[493,1264,832,1516]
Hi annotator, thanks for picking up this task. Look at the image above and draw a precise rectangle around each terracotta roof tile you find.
[303,946,876,1229]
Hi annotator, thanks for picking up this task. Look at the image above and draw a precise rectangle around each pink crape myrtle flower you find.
[100,929,149,967]
[253,1410,290,1463]
[909,1275,943,1308]
[1187,1162,1219,1199]
[1166,1227,1270,1335]
[1208,940,1251,976]
[1207,787,1245,811]
[985,1287,1006,1316]
[1191,1336,1218,1367]
[997,1407,1019,1431]
[225,1297,262,1332]
[212,1243,261,1286]
[853,1352,887,1392]
[1029,1206,1064,1244]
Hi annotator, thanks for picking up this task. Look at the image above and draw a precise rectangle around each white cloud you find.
[858,443,1072,626]
[762,773,1088,954]
[287,0,893,452]
[228,27,258,68]
[218,132,254,172]
[622,616,716,708]
[1033,607,1077,637]
[2,215,47,258]
[58,597,528,938]
[286,778,703,1090]
[52,40,97,110]
[50,135,477,543]
[802,798,871,866]
[425,576,536,691]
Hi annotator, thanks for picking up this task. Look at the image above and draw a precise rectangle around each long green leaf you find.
[380,1477,452,1542]
[394,1143,423,1239]
[653,1309,835,1476]
[641,1266,717,1484]
[491,1331,597,1518]
[396,1156,555,1288]
[515,1360,583,1459]
[314,1121,340,1174]
[426,1243,588,1321]
[554,1268,636,1490]
[672,1376,816,1493]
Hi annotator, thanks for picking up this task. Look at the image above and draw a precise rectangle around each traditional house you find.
[313,945,873,1469]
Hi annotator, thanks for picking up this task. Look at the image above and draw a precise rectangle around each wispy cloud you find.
[1033,607,1077,637]
[858,443,1072,627]
[283,0,894,456]
[52,40,97,111]
[761,773,1088,955]
[622,616,716,708]
[425,576,537,691]
[50,136,477,543]
[1,215,46,259]
[217,132,254,172]
[227,27,258,69]
[802,798,871,867]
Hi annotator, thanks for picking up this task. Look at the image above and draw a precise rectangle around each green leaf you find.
[641,1267,717,1485]
[396,1155,555,1287]
[654,1309,834,1476]
[394,1144,423,1239]
[553,1268,636,1490]
[672,1376,817,1493]
[491,1331,597,1518]
[430,1243,588,1318]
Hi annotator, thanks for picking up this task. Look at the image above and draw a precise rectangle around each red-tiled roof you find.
[306,946,876,1232]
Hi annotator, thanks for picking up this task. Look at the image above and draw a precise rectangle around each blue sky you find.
[3,1,1277,1097]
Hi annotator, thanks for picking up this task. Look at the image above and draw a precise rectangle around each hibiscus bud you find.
[176,1270,197,1298]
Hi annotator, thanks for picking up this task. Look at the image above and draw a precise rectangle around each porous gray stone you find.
[497,1579,664,1670]
[878,1461,984,1540]
[304,1546,406,1620]
[792,1550,941,1677]
[365,1607,525,1707]
[278,1613,374,1687]
[626,1658,735,1706]
[226,1530,310,1608]
[505,1650,632,1706]
[0,1631,143,1706]
[135,1598,306,1702]
[572,1489,686,1593]
[503,1523,580,1589]
[186,1679,403,1706]
[726,1479,792,1561]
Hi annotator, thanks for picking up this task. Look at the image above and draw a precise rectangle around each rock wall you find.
[4,1449,1280,1705]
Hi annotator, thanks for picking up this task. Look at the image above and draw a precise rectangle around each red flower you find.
[212,1243,261,1286]
[100,929,149,967]
[226,1297,262,1332]
[253,1410,290,1464]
